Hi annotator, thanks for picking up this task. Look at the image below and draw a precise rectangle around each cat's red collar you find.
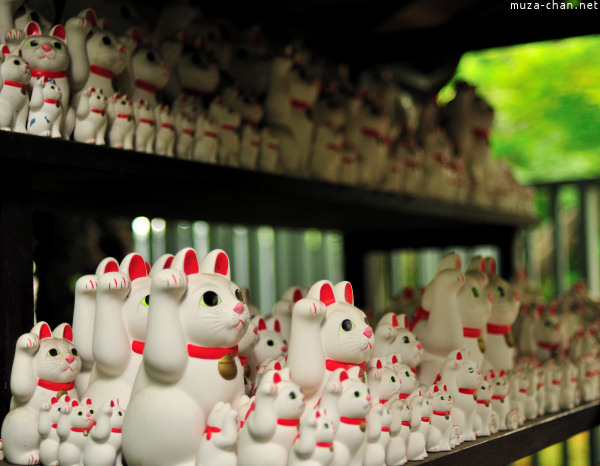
[458,388,477,395]
[134,79,159,94]
[3,80,27,89]
[90,65,116,79]
[187,344,238,359]
[277,418,300,427]
[433,410,450,417]
[325,359,366,373]
[463,327,481,338]
[290,98,312,111]
[31,69,67,79]
[339,416,366,425]
[487,323,511,335]
[203,425,221,440]
[44,98,60,105]
[538,341,559,351]
[316,441,334,448]
[38,379,75,391]
[409,306,430,332]
[401,420,411,427]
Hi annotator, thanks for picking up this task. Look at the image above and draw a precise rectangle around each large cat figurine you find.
[287,280,374,414]
[1,322,81,465]
[0,44,31,132]
[83,252,152,409]
[19,21,70,131]
[122,248,250,466]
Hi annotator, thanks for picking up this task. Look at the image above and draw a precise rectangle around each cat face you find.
[489,370,509,396]
[109,400,125,429]
[232,90,264,125]
[391,330,423,368]
[110,93,133,114]
[131,46,169,89]
[176,249,249,348]
[455,359,481,389]
[484,258,520,325]
[310,409,336,443]
[457,271,491,328]
[69,399,96,429]
[86,28,126,75]
[367,362,400,403]
[0,51,31,84]
[120,253,152,343]
[338,372,371,418]
[431,385,453,412]
[288,64,319,110]
[252,318,288,365]
[177,48,220,95]
[20,22,69,72]
[42,79,62,99]
[87,88,108,111]
[273,380,306,420]
[535,311,562,345]
[394,362,419,396]
[476,378,492,401]
[34,323,81,383]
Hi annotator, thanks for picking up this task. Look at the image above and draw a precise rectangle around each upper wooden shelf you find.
[1,132,538,237]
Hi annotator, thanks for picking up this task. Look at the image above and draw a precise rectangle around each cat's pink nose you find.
[515,293,521,302]
[119,45,126,53]
[417,342,423,350]
[42,44,52,52]
[365,394,371,401]
[65,354,75,364]
[363,327,373,338]
[281,345,288,353]
[488,294,493,302]
[233,302,245,314]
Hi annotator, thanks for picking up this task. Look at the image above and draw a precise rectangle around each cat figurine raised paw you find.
[73,86,108,144]
[195,402,238,466]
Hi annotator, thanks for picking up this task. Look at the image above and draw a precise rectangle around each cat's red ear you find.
[103,259,119,274]
[433,385,439,393]
[184,249,199,275]
[391,314,399,328]
[62,324,73,342]
[274,320,281,333]
[72,400,79,407]
[110,400,115,408]
[319,283,335,306]
[376,359,383,370]
[344,283,354,305]
[391,355,398,364]
[123,253,147,282]
[198,249,230,279]
[50,25,66,41]
[1,45,9,56]
[274,362,282,370]
[82,8,98,27]
[258,318,267,331]
[214,252,229,277]
[293,288,303,302]
[443,384,448,392]
[86,398,92,405]
[39,323,52,340]
[25,21,42,37]
[273,372,281,384]
[339,370,349,383]
[51,397,58,404]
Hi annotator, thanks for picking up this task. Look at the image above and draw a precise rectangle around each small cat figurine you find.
[287,280,373,415]
[195,401,239,466]
[107,93,135,149]
[473,376,493,436]
[209,96,241,166]
[248,317,288,386]
[288,408,336,466]
[38,394,72,466]
[237,369,306,466]
[175,109,196,159]
[19,21,70,132]
[154,103,176,156]
[0,44,31,132]
[426,384,453,452]
[405,390,432,461]
[56,398,96,466]
[82,399,126,466]
[27,77,63,137]
[193,113,219,163]
[73,86,108,144]
[122,248,250,466]
[133,98,156,153]
[257,127,280,173]
[366,358,400,405]
[0,322,81,465]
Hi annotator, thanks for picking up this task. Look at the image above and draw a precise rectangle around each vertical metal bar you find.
[562,438,569,466]
[579,183,600,298]
[549,185,566,295]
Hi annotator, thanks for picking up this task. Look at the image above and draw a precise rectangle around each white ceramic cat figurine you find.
[366,358,400,405]
[534,307,563,363]
[426,384,453,452]
[405,391,432,461]
[19,21,70,132]
[577,354,600,403]
[559,358,579,410]
[209,96,241,166]
[107,93,135,149]
[82,399,125,466]
[459,257,492,370]
[0,44,31,132]
[38,394,72,466]
[412,252,465,385]
[543,360,562,413]
[287,280,373,414]
[248,317,288,386]
[473,376,493,436]
[122,248,250,466]
[195,401,239,466]
[83,252,152,409]
[133,99,155,153]
[318,368,371,466]
[488,369,514,430]
[439,349,481,442]
[175,108,196,159]
[385,398,410,466]
[71,257,119,397]
[1,322,81,465]
[27,77,63,137]
[483,257,521,373]
[154,103,176,156]
[258,127,281,173]
[56,398,95,466]
[288,408,336,466]
[73,86,108,144]
[231,88,264,170]
[238,369,306,466]
[363,402,387,466]
[193,113,219,163]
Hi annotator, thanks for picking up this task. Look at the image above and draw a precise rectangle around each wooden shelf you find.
[0,401,597,466]
[1,131,538,234]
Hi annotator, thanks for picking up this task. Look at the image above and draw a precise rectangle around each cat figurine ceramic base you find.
[195,402,238,466]
[412,252,465,386]
[82,399,125,466]
[1,322,81,465]
[56,398,95,466]
[38,394,72,466]
[73,86,108,144]
[83,252,152,409]
[122,248,250,466]
[287,280,373,415]
[27,77,63,137]
[288,408,336,466]
[0,44,31,132]
[238,369,306,466]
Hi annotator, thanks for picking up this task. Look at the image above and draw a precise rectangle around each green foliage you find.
[440,35,600,184]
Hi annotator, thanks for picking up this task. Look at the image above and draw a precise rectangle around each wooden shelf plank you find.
[0,401,597,466]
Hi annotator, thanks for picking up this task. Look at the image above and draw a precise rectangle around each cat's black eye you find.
[28,40,38,47]
[405,371,411,377]
[53,42,62,49]
[354,391,360,397]
[482,386,486,390]
[324,423,329,428]
[200,291,221,307]
[267,339,274,347]
[289,392,296,400]
[402,336,409,344]
[340,319,354,332]
[471,287,480,298]
[89,410,94,415]
[441,396,445,400]
[235,289,245,303]
[71,348,78,357]
[102,36,112,46]
[496,286,505,298]
[146,52,156,62]
[78,411,83,416]
[544,321,553,327]
[119,411,124,416]
[48,348,59,357]
[283,340,288,346]
[13,60,20,65]
[390,376,396,383]
[140,295,150,307]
